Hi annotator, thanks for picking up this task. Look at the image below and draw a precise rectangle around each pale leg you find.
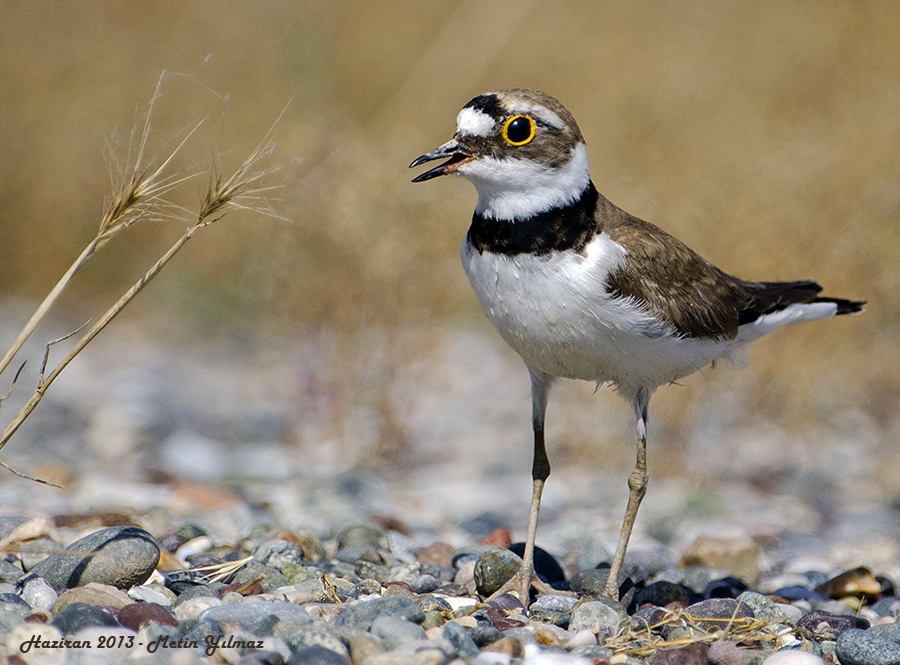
[487,370,562,602]
[603,387,650,599]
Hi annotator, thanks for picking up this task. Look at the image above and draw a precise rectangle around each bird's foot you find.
[486,565,576,606]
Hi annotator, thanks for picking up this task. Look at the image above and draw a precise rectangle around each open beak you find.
[409,140,474,182]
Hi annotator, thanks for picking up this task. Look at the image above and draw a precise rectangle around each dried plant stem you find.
[0,80,283,484]
[0,239,101,379]
[0,217,216,482]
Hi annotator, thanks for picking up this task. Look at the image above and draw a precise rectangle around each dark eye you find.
[502,115,536,146]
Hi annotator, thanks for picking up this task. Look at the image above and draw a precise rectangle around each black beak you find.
[409,140,473,182]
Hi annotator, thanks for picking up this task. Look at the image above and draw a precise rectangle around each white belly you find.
[461,232,735,396]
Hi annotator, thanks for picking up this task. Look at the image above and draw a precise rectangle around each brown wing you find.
[598,194,754,340]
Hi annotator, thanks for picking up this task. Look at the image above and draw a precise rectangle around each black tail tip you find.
[832,298,866,315]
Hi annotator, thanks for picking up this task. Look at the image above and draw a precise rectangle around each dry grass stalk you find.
[602,609,778,659]
[0,76,283,484]
[192,555,255,584]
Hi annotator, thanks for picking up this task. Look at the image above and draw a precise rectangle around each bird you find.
[409,88,864,603]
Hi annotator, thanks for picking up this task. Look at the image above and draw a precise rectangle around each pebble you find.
[443,618,480,659]
[0,510,898,665]
[52,582,132,614]
[371,614,428,649]
[27,526,160,592]
[682,598,754,634]
[333,596,425,630]
[650,643,708,665]
[118,601,179,630]
[174,594,224,621]
[568,568,612,597]
[796,608,870,640]
[836,628,900,665]
[633,580,693,608]
[871,621,900,645]
[761,651,827,665]
[286,624,350,657]
[680,535,761,583]
[198,599,313,627]
[474,548,523,597]
[50,601,120,634]
[18,576,57,611]
[568,600,627,636]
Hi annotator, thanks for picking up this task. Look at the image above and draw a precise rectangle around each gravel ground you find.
[0,310,898,664]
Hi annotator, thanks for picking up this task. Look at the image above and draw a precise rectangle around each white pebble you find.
[762,650,826,665]
[127,585,172,606]
[173,595,223,621]
[565,629,597,648]
[20,577,57,611]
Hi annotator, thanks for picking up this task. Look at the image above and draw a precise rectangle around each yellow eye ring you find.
[502,115,536,146]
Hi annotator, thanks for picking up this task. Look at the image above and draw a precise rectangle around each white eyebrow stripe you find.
[456,107,495,137]
[516,103,564,129]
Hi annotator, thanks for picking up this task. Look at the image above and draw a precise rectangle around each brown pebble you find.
[24,611,52,623]
[479,527,513,548]
[383,582,415,599]
[680,535,760,583]
[485,636,524,659]
[651,642,709,665]
[815,566,881,599]
[416,542,457,567]
[220,581,263,597]
[156,550,184,570]
[708,640,743,665]
[118,602,178,631]
[52,583,132,615]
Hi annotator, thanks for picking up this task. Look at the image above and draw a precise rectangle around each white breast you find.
[461,231,739,397]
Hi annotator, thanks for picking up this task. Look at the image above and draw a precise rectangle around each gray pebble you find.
[0,560,22,584]
[408,573,440,594]
[473,548,522,597]
[738,591,789,623]
[871,622,900,646]
[337,544,384,565]
[252,539,306,570]
[292,644,351,665]
[28,526,160,592]
[50,602,120,634]
[443,620,479,660]
[336,524,389,551]
[530,593,579,613]
[569,569,611,597]
[624,549,677,584]
[683,598,754,634]
[333,596,425,631]
[171,582,222,606]
[0,592,31,612]
[569,600,627,636]
[0,607,25,632]
[370,614,427,650]
[198,600,312,627]
[355,559,390,584]
[232,561,288,593]
[286,623,350,658]
[836,628,900,665]
[872,598,900,619]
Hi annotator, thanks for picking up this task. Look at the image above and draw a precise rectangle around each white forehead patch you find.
[456,107,495,137]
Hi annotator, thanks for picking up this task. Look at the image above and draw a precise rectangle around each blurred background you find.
[0,2,897,562]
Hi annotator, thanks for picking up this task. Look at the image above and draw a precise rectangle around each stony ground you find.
[0,316,898,664]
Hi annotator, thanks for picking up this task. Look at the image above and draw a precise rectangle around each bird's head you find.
[410,89,590,221]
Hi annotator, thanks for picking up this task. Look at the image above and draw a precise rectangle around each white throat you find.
[460,143,590,221]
